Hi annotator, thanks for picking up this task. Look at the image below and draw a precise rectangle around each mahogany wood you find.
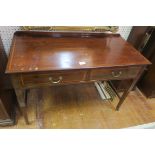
[137,27,155,97]
[6,31,150,124]
[116,67,145,110]
[127,26,149,50]
[111,26,152,92]
[6,31,150,73]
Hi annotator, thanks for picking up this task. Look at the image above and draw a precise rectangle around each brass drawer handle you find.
[49,76,62,84]
[111,71,122,77]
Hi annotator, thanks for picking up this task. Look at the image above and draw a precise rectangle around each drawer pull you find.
[111,71,122,77]
[49,76,62,84]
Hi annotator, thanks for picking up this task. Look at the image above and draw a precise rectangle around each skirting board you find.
[125,122,155,129]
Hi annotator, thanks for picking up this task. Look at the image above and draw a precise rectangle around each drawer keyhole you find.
[111,71,122,77]
[49,76,62,84]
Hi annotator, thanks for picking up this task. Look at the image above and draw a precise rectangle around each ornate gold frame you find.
[21,26,118,33]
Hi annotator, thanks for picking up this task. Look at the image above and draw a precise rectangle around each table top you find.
[6,31,150,73]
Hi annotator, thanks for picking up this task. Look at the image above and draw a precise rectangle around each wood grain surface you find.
[1,84,155,129]
[5,31,151,125]
[6,31,150,74]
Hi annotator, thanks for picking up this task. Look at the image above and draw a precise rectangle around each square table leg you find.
[14,89,30,125]
[116,66,145,110]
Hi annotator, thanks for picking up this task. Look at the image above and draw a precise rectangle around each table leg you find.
[14,89,30,124]
[116,67,145,110]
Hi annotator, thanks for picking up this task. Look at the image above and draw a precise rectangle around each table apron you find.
[11,66,142,89]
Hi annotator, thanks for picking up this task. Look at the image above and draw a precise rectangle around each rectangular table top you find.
[6,31,150,73]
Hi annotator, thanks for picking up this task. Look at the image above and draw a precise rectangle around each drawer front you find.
[20,70,87,87]
[90,67,140,81]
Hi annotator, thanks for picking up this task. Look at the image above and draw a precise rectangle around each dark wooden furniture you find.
[135,27,155,98]
[6,31,150,124]
[126,26,155,98]
[127,26,150,50]
[0,36,16,126]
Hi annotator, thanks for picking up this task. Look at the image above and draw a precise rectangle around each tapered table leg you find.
[21,107,29,125]
[14,89,30,125]
[116,67,145,110]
